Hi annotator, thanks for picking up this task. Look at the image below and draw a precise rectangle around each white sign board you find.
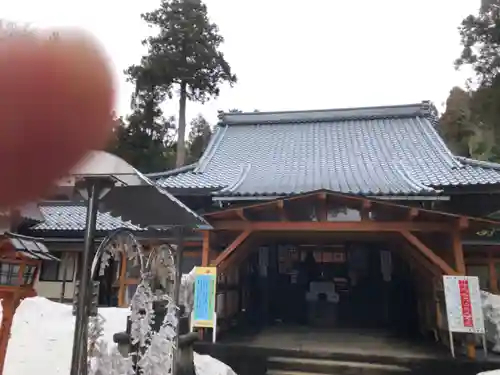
[443,275,485,334]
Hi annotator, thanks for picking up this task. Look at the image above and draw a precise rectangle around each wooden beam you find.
[212,230,251,267]
[236,209,247,221]
[400,231,457,275]
[202,231,210,266]
[211,221,454,232]
[452,230,466,274]
[203,190,500,229]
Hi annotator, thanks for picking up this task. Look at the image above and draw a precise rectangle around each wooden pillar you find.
[0,295,20,375]
[202,231,210,267]
[201,232,212,341]
[489,249,498,293]
[452,229,476,358]
[452,230,466,275]
[117,252,128,307]
[223,274,228,324]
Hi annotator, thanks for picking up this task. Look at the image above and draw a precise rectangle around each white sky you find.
[0,0,478,125]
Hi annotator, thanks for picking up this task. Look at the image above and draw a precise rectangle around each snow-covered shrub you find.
[87,230,179,375]
[137,295,179,375]
[180,268,196,313]
[88,277,179,375]
[88,314,135,375]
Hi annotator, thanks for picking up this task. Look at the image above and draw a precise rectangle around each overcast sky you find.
[0,0,478,125]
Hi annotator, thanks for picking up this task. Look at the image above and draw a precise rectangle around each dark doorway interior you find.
[242,242,420,339]
[97,257,119,307]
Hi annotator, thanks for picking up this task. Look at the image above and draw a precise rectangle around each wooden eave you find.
[203,189,500,231]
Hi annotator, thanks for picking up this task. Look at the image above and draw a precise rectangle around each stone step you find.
[267,356,411,375]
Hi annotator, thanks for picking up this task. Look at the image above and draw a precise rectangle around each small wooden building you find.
[18,201,204,305]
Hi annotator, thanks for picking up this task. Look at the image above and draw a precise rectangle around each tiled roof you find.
[31,202,142,232]
[150,163,228,190]
[153,101,500,197]
[6,232,60,261]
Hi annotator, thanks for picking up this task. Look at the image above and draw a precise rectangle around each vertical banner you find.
[443,275,485,334]
[192,266,217,329]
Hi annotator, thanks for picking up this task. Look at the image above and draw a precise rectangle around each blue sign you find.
[192,267,216,328]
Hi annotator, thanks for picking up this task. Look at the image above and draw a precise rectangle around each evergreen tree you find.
[456,0,500,86]
[108,86,177,173]
[455,0,500,159]
[187,114,212,163]
[438,87,475,157]
[135,0,237,168]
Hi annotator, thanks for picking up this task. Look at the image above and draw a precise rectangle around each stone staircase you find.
[266,356,411,375]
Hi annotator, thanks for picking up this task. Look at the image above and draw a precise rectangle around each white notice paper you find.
[443,275,485,334]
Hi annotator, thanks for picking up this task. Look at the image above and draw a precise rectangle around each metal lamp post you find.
[70,178,112,375]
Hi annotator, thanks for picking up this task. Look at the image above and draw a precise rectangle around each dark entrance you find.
[242,242,420,338]
[97,257,119,307]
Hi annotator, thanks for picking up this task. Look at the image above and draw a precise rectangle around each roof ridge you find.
[455,156,500,170]
[415,115,463,169]
[220,101,436,126]
[195,125,228,173]
[393,161,440,194]
[147,163,198,179]
[219,163,251,194]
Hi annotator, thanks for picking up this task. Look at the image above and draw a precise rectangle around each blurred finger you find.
[0,29,114,207]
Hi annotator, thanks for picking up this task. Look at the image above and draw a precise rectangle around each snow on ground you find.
[483,291,500,352]
[477,292,500,375]
[2,297,236,375]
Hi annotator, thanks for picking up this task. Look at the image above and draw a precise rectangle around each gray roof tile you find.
[155,102,500,196]
[31,202,142,232]
[154,163,227,190]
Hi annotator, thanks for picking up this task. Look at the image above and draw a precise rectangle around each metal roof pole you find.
[172,226,185,375]
[70,178,111,375]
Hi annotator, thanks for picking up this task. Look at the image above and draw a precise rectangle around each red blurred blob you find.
[0,31,114,207]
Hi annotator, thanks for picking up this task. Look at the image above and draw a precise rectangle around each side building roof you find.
[24,201,204,242]
[151,101,500,197]
[30,201,143,232]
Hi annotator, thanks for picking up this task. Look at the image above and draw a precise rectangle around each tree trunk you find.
[176,81,188,168]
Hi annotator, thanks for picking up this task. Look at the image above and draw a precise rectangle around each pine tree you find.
[136,0,237,168]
